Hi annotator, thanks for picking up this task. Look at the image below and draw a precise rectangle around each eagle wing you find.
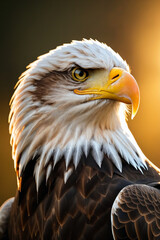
[111,184,160,240]
[0,197,14,240]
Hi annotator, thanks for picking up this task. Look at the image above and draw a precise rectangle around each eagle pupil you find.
[79,70,84,77]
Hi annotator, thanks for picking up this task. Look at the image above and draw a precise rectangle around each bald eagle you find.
[0,39,160,240]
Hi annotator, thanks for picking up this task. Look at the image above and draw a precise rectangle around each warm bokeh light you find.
[1,1,160,205]
[128,2,160,166]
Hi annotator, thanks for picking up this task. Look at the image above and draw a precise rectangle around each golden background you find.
[1,0,160,205]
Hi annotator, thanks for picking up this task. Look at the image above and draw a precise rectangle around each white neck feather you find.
[10,90,147,191]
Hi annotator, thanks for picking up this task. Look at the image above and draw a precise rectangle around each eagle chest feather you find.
[9,152,160,240]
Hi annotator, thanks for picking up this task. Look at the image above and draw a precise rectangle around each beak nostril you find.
[112,74,119,80]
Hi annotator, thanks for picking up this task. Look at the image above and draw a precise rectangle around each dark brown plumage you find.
[112,184,160,240]
[8,154,160,240]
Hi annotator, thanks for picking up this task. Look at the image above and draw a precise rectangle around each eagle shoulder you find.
[111,184,160,240]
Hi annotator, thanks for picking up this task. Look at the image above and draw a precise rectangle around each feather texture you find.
[3,39,160,240]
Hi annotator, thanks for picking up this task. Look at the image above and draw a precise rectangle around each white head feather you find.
[9,39,147,190]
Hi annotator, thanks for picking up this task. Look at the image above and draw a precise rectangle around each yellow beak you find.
[74,67,140,119]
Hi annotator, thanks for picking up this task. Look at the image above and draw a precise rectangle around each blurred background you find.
[1,0,160,205]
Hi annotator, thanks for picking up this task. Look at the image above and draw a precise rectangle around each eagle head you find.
[9,39,146,190]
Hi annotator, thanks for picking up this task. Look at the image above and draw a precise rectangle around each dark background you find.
[1,0,160,205]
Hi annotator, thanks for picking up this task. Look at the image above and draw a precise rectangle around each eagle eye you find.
[72,67,89,82]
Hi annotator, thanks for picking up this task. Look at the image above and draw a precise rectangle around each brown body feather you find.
[8,153,160,240]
